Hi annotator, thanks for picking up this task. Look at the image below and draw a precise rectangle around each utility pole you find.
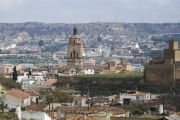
[162,95,165,119]
[64,112,67,120]
[109,89,111,96]
[87,87,90,111]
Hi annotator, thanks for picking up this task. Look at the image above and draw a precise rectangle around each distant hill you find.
[0,22,180,40]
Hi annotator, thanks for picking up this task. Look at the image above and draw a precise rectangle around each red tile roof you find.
[92,97,110,103]
[72,115,97,120]
[57,106,128,115]
[25,91,39,96]
[7,89,31,100]
[176,112,180,116]
[25,103,47,111]
[73,96,86,100]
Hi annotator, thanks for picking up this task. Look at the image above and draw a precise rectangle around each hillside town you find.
[0,25,180,120]
[1,0,180,119]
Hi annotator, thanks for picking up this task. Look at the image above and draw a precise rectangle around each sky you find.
[0,0,180,23]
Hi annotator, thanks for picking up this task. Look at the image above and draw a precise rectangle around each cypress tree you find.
[28,68,32,78]
[12,66,18,81]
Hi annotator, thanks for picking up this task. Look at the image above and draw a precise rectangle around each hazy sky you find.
[0,0,180,23]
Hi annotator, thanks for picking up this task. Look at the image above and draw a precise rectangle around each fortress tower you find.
[145,38,180,84]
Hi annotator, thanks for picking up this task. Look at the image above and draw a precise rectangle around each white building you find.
[25,91,39,103]
[53,51,66,61]
[83,59,96,66]
[84,69,94,75]
[165,112,180,120]
[17,72,45,89]
[22,79,36,89]
[72,96,88,107]
[21,111,52,120]
[17,72,44,83]
[118,91,151,105]
[0,64,14,74]
[4,89,31,109]
[4,89,39,109]
[92,97,111,106]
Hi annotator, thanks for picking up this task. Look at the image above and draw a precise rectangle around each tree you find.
[41,89,73,104]
[12,66,18,81]
[38,40,44,48]
[0,101,5,112]
[0,76,21,89]
[27,68,32,78]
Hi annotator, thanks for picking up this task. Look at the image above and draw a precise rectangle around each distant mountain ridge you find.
[0,22,180,40]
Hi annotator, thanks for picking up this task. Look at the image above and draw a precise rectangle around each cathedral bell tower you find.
[67,27,83,68]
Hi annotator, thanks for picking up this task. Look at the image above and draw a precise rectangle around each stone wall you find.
[145,64,175,84]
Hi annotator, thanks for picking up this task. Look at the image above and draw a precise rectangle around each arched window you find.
[73,51,76,58]
[71,53,72,58]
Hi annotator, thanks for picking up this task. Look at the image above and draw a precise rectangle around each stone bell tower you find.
[67,27,83,67]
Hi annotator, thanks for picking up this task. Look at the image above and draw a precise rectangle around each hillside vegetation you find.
[56,72,180,96]
[0,76,21,91]
[0,112,18,120]
[81,72,143,78]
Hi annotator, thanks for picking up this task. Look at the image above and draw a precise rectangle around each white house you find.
[84,69,94,74]
[72,96,89,107]
[4,89,31,109]
[21,111,52,120]
[17,72,45,89]
[17,72,28,83]
[22,79,35,89]
[17,72,44,83]
[92,97,111,106]
[4,89,39,109]
[25,91,39,103]
[31,73,44,84]
[118,91,151,105]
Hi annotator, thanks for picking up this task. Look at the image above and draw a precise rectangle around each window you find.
[73,51,76,58]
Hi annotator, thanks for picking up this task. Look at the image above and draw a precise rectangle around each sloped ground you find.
[0,112,18,120]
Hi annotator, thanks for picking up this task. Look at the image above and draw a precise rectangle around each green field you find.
[81,72,143,79]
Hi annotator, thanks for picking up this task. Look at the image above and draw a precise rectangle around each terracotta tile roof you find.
[92,97,110,103]
[57,106,128,115]
[104,107,127,115]
[25,91,39,96]
[176,112,180,116]
[72,115,97,120]
[7,89,31,100]
[25,103,47,111]
[73,96,86,100]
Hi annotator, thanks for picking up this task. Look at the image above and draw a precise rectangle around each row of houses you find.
[1,87,179,120]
